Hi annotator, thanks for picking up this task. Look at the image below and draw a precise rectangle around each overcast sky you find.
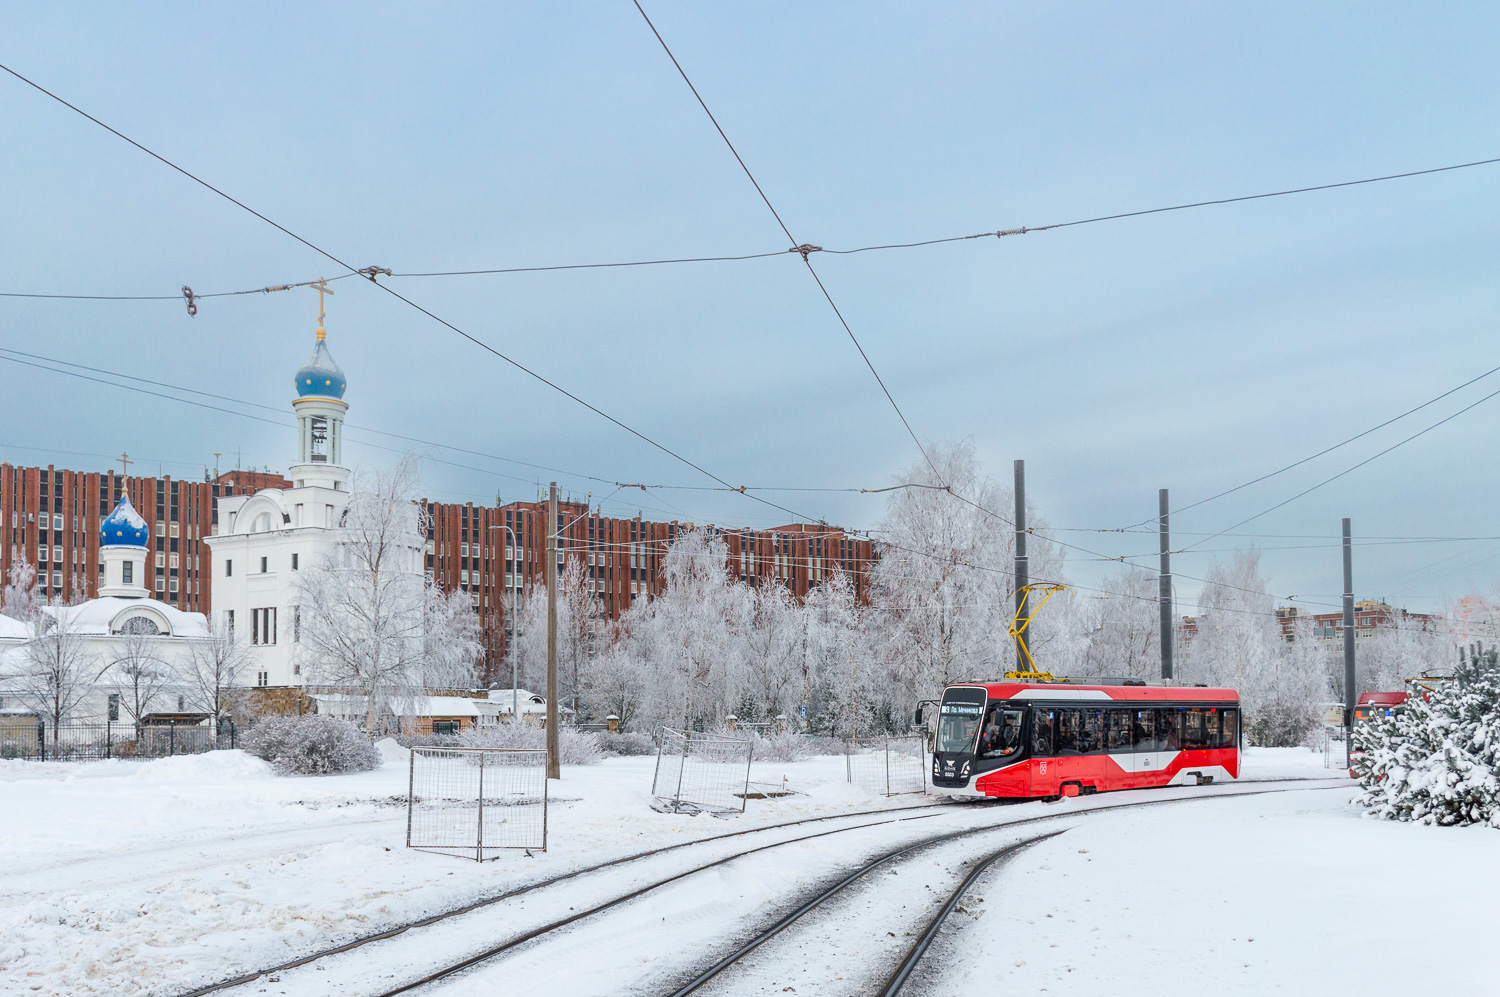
[3,3,1498,613]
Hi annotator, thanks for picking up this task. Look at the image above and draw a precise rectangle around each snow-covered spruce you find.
[241,714,381,775]
[1355,648,1500,828]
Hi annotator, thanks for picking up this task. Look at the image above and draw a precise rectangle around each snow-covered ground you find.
[0,742,1436,997]
[928,786,1500,995]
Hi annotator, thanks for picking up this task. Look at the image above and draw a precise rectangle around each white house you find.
[204,324,358,690]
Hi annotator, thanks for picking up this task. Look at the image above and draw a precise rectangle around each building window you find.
[257,671,268,687]
[310,416,328,462]
[251,607,277,646]
[291,552,299,570]
[432,720,459,736]
[107,693,120,722]
[225,609,235,636]
[292,606,301,643]
[177,695,185,711]
[226,560,233,578]
[260,556,268,573]
[122,561,133,584]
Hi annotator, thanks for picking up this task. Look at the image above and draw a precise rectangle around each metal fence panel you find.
[0,721,234,762]
[846,734,928,796]
[651,728,753,815]
[407,746,547,860]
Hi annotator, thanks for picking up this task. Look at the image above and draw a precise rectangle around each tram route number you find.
[941,704,983,715]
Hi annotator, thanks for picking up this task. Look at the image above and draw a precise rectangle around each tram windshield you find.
[936,688,987,753]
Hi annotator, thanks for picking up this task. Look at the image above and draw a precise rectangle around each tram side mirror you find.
[914,706,924,725]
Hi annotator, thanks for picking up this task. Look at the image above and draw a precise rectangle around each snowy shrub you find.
[1355,648,1500,828]
[595,731,657,757]
[748,731,811,762]
[1245,701,1322,748]
[242,715,380,776]
[455,723,604,765]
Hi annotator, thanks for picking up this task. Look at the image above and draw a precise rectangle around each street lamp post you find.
[489,523,521,725]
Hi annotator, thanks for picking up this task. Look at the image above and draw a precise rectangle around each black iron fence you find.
[0,720,238,762]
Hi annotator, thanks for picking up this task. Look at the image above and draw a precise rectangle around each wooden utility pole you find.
[546,482,560,779]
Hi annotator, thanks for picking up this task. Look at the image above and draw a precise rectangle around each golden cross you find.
[118,452,131,477]
[311,278,335,340]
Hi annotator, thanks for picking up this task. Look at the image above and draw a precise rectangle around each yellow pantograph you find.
[1005,583,1069,682]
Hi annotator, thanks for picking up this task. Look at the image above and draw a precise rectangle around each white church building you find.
[205,322,361,689]
[0,494,213,725]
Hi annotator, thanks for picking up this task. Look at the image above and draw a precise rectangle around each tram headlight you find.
[960,761,971,777]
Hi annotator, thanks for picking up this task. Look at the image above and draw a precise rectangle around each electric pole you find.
[1159,488,1173,680]
[1342,517,1356,767]
[1014,459,1029,672]
[546,482,560,779]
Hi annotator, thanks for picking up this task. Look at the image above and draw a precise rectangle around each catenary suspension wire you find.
[1180,385,1500,554]
[0,61,823,529]
[630,1,943,486]
[1117,359,1500,532]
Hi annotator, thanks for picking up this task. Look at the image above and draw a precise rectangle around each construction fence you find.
[407,746,548,860]
[651,728,754,815]
[846,734,928,796]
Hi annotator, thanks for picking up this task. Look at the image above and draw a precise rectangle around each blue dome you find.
[100,495,148,548]
[295,335,347,399]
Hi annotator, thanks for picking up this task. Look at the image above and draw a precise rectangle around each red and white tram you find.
[928,681,1240,799]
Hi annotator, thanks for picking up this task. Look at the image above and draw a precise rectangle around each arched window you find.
[253,512,273,534]
[119,616,161,636]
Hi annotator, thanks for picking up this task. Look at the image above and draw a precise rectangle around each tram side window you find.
[1134,709,1161,753]
[1054,710,1081,755]
[1157,709,1180,751]
[1078,709,1103,754]
[1106,710,1133,752]
[1033,709,1056,756]
[1182,708,1210,749]
[1217,708,1239,747]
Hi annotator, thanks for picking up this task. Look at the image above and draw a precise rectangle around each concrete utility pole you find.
[1013,460,1029,671]
[1159,488,1173,680]
[546,482,560,779]
[1342,518,1356,765]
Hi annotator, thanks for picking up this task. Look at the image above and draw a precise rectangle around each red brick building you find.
[422,495,878,673]
[3,460,875,676]
[1,463,288,613]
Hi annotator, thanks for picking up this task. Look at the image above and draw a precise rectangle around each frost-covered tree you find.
[740,570,800,722]
[870,441,1064,708]
[105,633,170,727]
[421,583,483,690]
[1076,566,1160,679]
[1182,549,1324,746]
[1355,645,1500,827]
[180,615,247,722]
[582,637,647,731]
[0,558,39,621]
[15,605,103,728]
[1341,609,1452,700]
[294,458,427,732]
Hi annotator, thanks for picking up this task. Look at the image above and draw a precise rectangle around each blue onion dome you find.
[295,331,347,399]
[100,494,149,547]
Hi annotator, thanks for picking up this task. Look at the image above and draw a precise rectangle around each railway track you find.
[183,777,1346,997]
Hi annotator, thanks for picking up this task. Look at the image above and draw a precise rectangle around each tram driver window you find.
[978,707,1025,759]
[1218,708,1239,747]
